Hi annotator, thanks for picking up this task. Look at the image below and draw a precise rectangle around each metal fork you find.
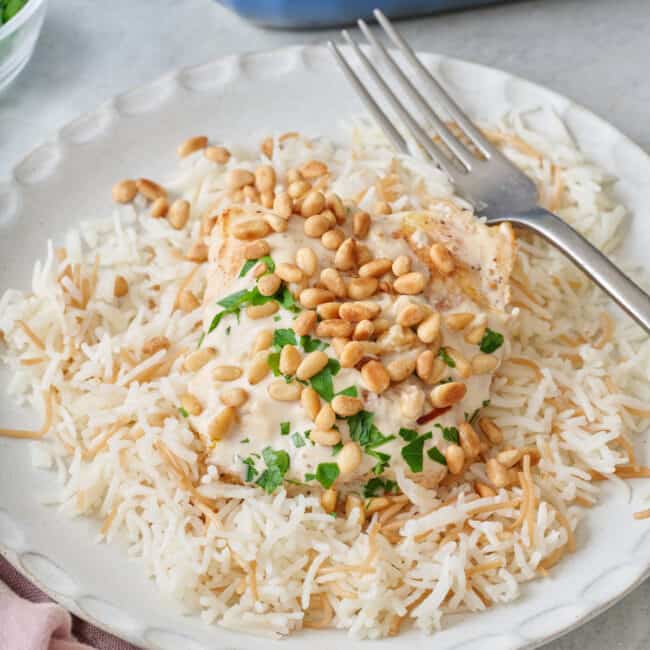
[328,9,650,333]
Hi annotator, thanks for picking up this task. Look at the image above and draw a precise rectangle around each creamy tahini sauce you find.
[188,206,511,485]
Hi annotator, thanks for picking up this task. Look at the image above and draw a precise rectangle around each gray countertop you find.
[1,0,650,647]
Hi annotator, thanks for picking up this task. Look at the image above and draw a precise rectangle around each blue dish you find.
[217,0,503,29]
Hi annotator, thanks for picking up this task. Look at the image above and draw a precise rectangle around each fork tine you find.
[357,18,476,172]
[327,41,407,154]
[340,31,463,180]
[373,8,499,160]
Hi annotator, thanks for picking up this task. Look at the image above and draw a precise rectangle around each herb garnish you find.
[427,446,447,465]
[347,410,395,474]
[315,462,340,489]
[242,456,257,481]
[435,423,459,444]
[401,432,432,472]
[291,432,306,448]
[255,447,290,494]
[363,477,399,498]
[467,399,490,425]
[438,347,456,368]
[336,385,358,398]
[300,334,328,352]
[398,427,418,442]
[273,328,297,349]
[280,421,290,436]
[331,441,343,456]
[178,406,189,418]
[239,255,275,278]
[310,358,341,402]
[479,328,504,353]
[241,438,250,444]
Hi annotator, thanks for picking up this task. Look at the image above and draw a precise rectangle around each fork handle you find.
[506,207,650,333]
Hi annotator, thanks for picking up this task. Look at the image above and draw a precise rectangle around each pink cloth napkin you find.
[0,555,141,650]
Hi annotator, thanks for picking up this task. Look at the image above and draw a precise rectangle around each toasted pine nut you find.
[137,178,167,201]
[347,277,378,300]
[375,201,391,215]
[178,135,208,157]
[204,145,231,164]
[430,243,455,274]
[445,347,472,379]
[276,263,303,284]
[296,247,318,277]
[301,386,321,420]
[201,214,216,236]
[296,350,329,380]
[445,312,475,331]
[280,344,302,376]
[248,351,270,384]
[479,417,503,444]
[321,228,345,250]
[321,488,337,513]
[299,288,335,309]
[254,165,276,193]
[340,341,364,368]
[331,395,363,417]
[286,168,303,183]
[400,386,425,418]
[465,324,487,345]
[265,213,288,233]
[260,190,275,209]
[366,497,392,515]
[315,404,336,430]
[486,458,510,488]
[304,214,331,238]
[397,303,428,327]
[112,179,137,203]
[359,258,392,278]
[497,448,522,468]
[332,337,349,356]
[288,180,311,199]
[338,441,362,476]
[220,387,249,407]
[180,393,203,416]
[353,320,374,340]
[186,242,208,263]
[294,310,317,336]
[334,238,357,271]
[475,481,496,498]
[430,381,467,407]
[326,192,346,221]
[246,301,279,319]
[184,347,216,372]
[392,255,411,276]
[355,244,373,267]
[445,444,465,474]
[311,429,341,446]
[151,197,169,218]
[458,422,481,459]
[226,168,255,190]
[208,406,237,440]
[268,379,303,401]
[320,268,347,298]
[471,353,499,374]
[416,350,436,383]
[361,360,390,394]
[244,240,270,260]
[417,312,441,343]
[213,365,243,381]
[178,289,199,312]
[300,159,328,178]
[232,219,271,240]
[271,191,292,219]
[301,190,326,218]
[317,302,341,320]
[317,319,354,338]
[394,271,426,295]
[114,275,129,298]
[339,301,381,322]
[387,356,416,382]
[143,336,170,356]
[260,137,273,159]
[253,329,273,353]
[168,199,190,229]
[353,211,371,239]
[345,494,366,523]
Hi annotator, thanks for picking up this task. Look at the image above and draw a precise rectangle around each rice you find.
[0,108,648,639]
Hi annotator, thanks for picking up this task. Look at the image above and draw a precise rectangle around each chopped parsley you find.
[273,315,281,322]
[398,427,418,442]
[178,406,189,418]
[337,385,358,398]
[467,399,490,425]
[304,472,316,482]
[300,334,329,352]
[255,447,290,494]
[315,462,340,489]
[439,376,454,384]
[401,432,432,473]
[479,328,504,353]
[427,446,447,465]
[331,441,343,456]
[291,432,306,448]
[240,438,250,444]
[363,477,399,498]
[347,410,395,474]
[239,255,275,278]
[242,456,257,482]
[197,332,205,348]
[280,421,290,436]
[438,347,456,368]
[267,351,281,376]
[309,358,341,402]
[273,328,297,349]
[435,423,459,444]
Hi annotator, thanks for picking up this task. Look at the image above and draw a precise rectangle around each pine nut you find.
[315,404,336,430]
[220,387,249,407]
[294,310,317,336]
[445,347,472,379]
[417,312,441,343]
[213,365,243,381]
[486,458,510,488]
[226,168,255,190]
[334,238,356,271]
[340,341,364,368]
[230,189,244,202]
[392,255,411,276]
[497,448,522,468]
[288,180,311,199]
[311,429,341,446]
[355,244,373,267]
[143,336,170,356]
[317,319,354,338]
[387,356,416,382]
[296,247,318,277]
[394,271,426,295]
[352,211,370,238]
[246,301,279,319]
[208,406,237,440]
[361,360,390,394]
[204,145,231,164]
[301,191,326,218]
[253,329,273,353]
[300,159,328,178]
[339,301,381,322]
[347,277,378,300]
[465,324,486,345]
[375,201,391,215]
[321,488,337,513]
[430,381,467,407]
[268,379,303,401]
[317,302,341,320]
[273,192,293,218]
[114,275,129,298]
[180,393,203,416]
[320,268,347,298]
[321,228,345,250]
[445,312,475,331]
[416,350,435,383]
[471,354,499,375]
[178,289,199,312]
[137,178,167,201]
[304,214,331,238]
[475,481,496,498]
[445,444,465,474]
[299,288,335,309]
[244,240,270,260]
[151,197,169,218]
[479,417,503,444]
[400,386,425,418]
[248,350,271,384]
[359,258,392,278]
[331,337,348,356]
[178,135,207,157]
[353,320,374,340]
[280,344,302,376]
[260,137,273,159]
[276,263,303,284]
[430,358,447,384]
[459,422,481,459]
[186,242,208,262]
[286,168,303,183]
[301,386,321,420]
[296,350,329,380]
[168,199,190,229]
[338,441,362,476]
[326,192,346,221]
[366,497,391,515]
[260,191,275,209]
[397,303,428,327]
[232,219,271,240]
[331,395,363,417]
[361,341,382,355]
[430,243,455,274]
[112,179,137,203]
[184,347,216,372]
[265,213,288,233]
[201,214,216,236]
[345,494,365,524]
[254,165,276,193]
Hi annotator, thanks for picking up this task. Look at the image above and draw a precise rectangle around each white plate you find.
[1,45,649,650]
